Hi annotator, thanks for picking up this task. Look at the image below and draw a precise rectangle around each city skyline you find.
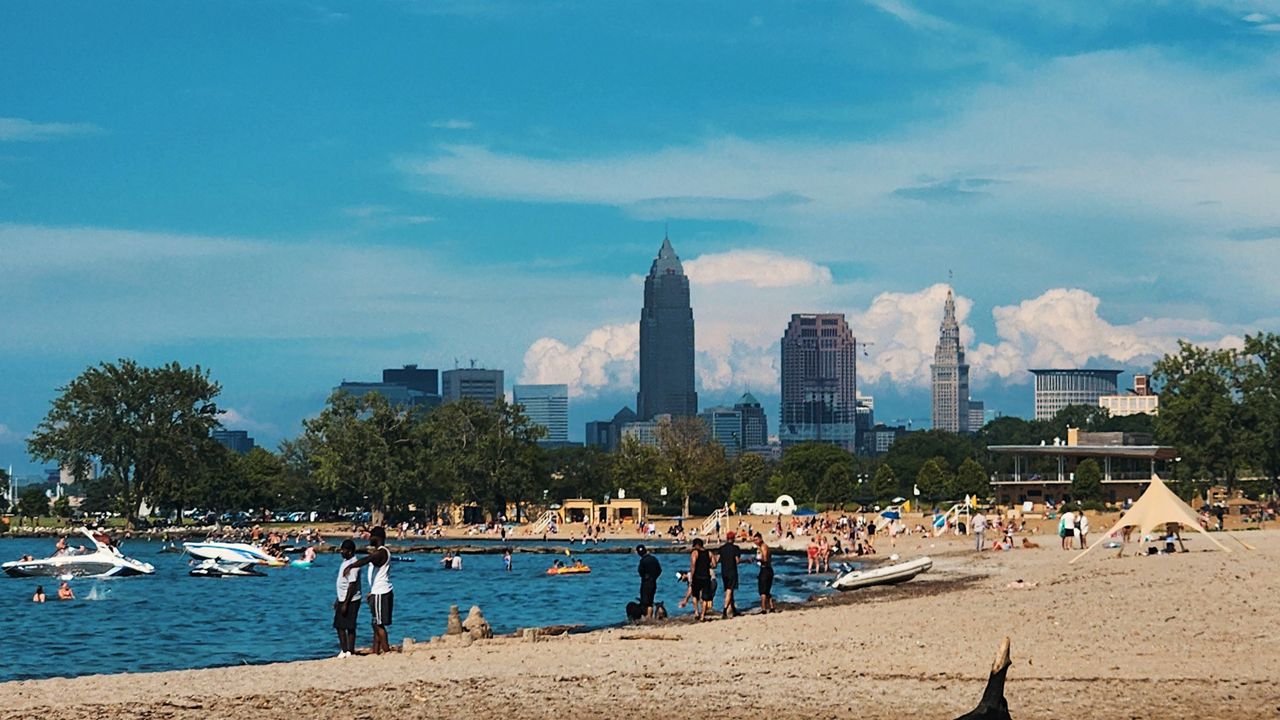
[3,2,1275,473]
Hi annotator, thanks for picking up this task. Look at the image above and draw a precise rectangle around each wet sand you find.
[3,528,1276,719]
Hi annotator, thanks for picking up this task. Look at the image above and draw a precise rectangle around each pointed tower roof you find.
[738,391,761,407]
[941,288,958,331]
[649,233,684,277]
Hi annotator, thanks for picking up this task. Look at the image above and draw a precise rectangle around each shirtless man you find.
[754,533,776,614]
[57,581,75,600]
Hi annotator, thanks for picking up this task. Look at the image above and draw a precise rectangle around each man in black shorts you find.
[754,532,776,613]
[679,538,715,620]
[333,539,360,657]
[345,526,393,654]
[636,544,662,619]
[715,531,742,618]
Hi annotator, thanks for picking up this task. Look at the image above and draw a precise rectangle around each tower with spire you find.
[931,288,970,433]
[637,233,698,420]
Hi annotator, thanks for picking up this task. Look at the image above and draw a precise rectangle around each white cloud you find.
[684,250,833,288]
[219,408,278,435]
[0,423,15,444]
[429,119,474,130]
[519,323,639,398]
[0,117,101,142]
[846,284,971,387]
[340,204,436,225]
[1242,12,1271,22]
[969,289,1241,382]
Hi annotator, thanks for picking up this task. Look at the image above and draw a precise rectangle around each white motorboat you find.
[183,541,286,566]
[829,555,932,592]
[2,528,156,579]
[188,559,266,577]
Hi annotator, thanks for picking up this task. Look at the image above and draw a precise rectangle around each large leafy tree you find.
[731,453,770,504]
[305,390,425,526]
[425,397,544,520]
[870,464,898,503]
[16,487,49,525]
[543,445,611,502]
[1072,458,1103,501]
[1154,341,1247,485]
[27,360,222,527]
[915,457,953,503]
[611,436,662,506]
[1240,333,1280,485]
[656,416,730,516]
[954,457,990,499]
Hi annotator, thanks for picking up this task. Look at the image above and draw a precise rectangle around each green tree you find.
[780,443,855,495]
[425,397,545,520]
[611,436,662,504]
[1240,333,1280,485]
[955,457,990,499]
[306,390,424,526]
[1154,341,1247,486]
[915,458,952,503]
[27,360,223,527]
[544,446,611,502]
[655,416,730,516]
[870,464,898,503]
[731,453,770,506]
[17,487,49,525]
[815,463,854,508]
[885,430,978,488]
[52,495,72,523]
[765,471,809,504]
[1072,458,1103,501]
[728,482,755,511]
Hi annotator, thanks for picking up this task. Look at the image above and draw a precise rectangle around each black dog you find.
[626,600,667,622]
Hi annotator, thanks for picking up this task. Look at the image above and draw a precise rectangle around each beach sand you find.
[3,528,1277,719]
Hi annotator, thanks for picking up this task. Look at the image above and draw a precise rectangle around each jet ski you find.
[3,528,156,579]
[183,541,287,566]
[188,559,266,577]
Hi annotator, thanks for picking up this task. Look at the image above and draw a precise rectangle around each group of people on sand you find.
[332,527,396,659]
[1057,508,1091,550]
[634,531,777,623]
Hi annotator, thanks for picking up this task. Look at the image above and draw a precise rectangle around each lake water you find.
[0,536,824,682]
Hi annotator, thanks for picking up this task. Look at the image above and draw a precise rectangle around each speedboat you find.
[188,559,266,577]
[829,555,932,592]
[183,541,287,567]
[2,528,156,579]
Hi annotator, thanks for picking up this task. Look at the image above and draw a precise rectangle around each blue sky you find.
[3,0,1279,473]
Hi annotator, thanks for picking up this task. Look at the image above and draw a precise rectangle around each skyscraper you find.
[513,383,569,444]
[931,289,970,433]
[734,392,768,450]
[779,313,858,451]
[637,235,697,420]
[1031,369,1121,420]
[443,367,504,404]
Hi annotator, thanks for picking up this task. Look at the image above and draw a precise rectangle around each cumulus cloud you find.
[219,408,278,435]
[684,250,833,288]
[0,117,101,142]
[519,323,639,398]
[969,289,1241,382]
[0,423,15,444]
[846,284,972,388]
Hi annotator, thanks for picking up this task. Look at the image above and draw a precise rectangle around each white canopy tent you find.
[1070,474,1231,564]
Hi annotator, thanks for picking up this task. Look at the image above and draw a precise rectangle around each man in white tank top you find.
[345,525,393,654]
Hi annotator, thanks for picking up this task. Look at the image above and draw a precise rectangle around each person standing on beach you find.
[1078,511,1090,549]
[1060,509,1075,550]
[753,533,776,614]
[636,544,662,619]
[334,539,361,658]
[679,538,714,620]
[345,526,393,655]
[972,511,987,552]
[715,531,741,618]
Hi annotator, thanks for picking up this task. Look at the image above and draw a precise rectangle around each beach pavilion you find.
[989,429,1178,508]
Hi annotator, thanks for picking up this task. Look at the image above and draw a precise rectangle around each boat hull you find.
[830,556,932,592]
[2,556,155,579]
[183,542,284,566]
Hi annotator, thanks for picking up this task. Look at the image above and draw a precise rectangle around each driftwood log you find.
[954,637,1012,720]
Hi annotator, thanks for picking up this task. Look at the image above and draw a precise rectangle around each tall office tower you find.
[212,429,256,455]
[1031,369,1121,420]
[443,367,504,403]
[931,289,970,433]
[699,406,744,458]
[779,313,858,451]
[382,364,439,396]
[637,235,697,420]
[734,392,768,449]
[513,383,569,444]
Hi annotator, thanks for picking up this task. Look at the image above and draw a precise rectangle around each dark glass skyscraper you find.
[637,235,697,420]
[779,313,857,451]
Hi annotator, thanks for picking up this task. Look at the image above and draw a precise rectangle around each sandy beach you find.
[3,528,1277,720]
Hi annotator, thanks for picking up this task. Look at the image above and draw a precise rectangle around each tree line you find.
[17,333,1279,526]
